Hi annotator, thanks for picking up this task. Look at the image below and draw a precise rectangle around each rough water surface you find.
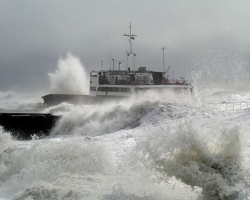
[1,55,250,199]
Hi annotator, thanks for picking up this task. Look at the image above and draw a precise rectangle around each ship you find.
[0,25,193,139]
[42,24,193,106]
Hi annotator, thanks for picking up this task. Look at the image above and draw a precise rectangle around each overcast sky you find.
[1,0,250,92]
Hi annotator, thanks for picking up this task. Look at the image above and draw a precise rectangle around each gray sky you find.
[1,0,250,92]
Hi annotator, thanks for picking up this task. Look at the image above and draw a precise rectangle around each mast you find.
[112,58,115,71]
[117,61,123,70]
[161,46,166,73]
[123,23,137,75]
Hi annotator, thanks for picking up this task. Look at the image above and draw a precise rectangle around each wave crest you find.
[136,121,249,200]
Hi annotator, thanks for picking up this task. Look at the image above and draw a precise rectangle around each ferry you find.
[42,24,193,105]
[0,25,193,139]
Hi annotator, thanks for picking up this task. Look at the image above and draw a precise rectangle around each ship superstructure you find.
[89,24,192,97]
[89,67,192,98]
[42,24,193,105]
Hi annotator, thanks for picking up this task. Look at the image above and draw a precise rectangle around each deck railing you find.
[207,102,250,110]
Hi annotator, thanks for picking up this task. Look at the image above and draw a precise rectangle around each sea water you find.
[0,85,250,200]
[1,54,250,200]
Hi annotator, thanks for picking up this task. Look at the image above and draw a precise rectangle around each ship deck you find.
[0,112,60,140]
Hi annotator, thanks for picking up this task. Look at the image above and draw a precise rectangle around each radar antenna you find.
[123,23,137,74]
[123,23,137,54]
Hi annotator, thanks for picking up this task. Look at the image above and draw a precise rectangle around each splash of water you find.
[136,121,249,200]
[42,102,75,115]
[0,129,12,154]
[50,89,194,137]
[101,184,153,200]
[1,137,111,199]
[48,53,89,94]
[51,100,157,137]
[191,52,250,87]
[188,52,250,107]
[12,184,83,200]
[0,91,43,111]
[0,128,13,174]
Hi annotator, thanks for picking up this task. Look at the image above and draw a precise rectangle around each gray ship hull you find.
[42,94,126,106]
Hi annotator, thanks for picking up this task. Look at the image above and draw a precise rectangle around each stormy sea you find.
[1,54,250,200]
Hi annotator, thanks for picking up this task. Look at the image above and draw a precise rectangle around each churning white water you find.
[1,54,250,200]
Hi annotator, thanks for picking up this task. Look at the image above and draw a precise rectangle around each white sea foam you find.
[42,102,75,115]
[135,120,249,200]
[1,54,250,199]
[1,95,250,199]
[0,128,13,175]
[50,88,194,137]
[50,100,156,137]
[0,137,112,199]
[0,129,12,154]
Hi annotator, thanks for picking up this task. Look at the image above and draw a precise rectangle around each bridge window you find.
[90,87,96,91]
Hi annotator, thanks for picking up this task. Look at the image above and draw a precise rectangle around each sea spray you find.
[0,128,13,174]
[42,102,75,115]
[188,52,250,108]
[12,183,83,200]
[135,121,249,200]
[101,184,154,200]
[50,100,157,137]
[0,91,16,101]
[1,137,111,199]
[191,52,250,87]
[49,88,194,137]
[48,53,89,94]
[0,91,43,111]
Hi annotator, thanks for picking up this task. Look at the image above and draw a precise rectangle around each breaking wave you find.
[51,100,158,137]
[135,121,249,200]
[48,87,194,137]
[101,184,153,200]
[42,102,75,115]
[0,128,13,175]
[1,137,111,199]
